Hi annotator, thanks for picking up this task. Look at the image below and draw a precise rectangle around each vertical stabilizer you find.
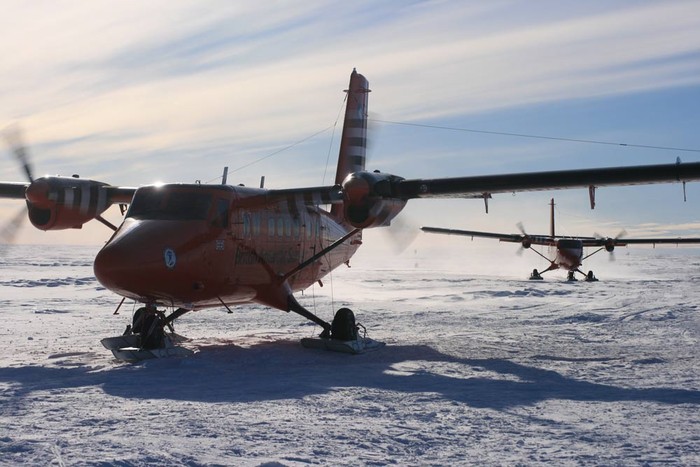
[331,69,370,219]
[550,198,555,238]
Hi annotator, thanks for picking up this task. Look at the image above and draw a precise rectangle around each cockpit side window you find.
[213,198,229,228]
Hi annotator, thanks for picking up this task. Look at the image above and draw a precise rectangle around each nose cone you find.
[94,220,161,299]
[93,219,202,303]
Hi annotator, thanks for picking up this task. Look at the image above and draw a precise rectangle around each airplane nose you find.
[93,218,218,305]
[94,230,165,298]
[93,219,194,301]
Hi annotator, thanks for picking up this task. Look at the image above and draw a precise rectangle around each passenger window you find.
[277,218,284,238]
[306,218,313,239]
[242,213,250,237]
[252,213,261,236]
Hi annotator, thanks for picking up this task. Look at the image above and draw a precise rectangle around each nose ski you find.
[101,305,193,362]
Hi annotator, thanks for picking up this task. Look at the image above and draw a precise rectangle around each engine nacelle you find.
[521,237,532,249]
[604,238,615,252]
[25,176,113,230]
[341,171,407,228]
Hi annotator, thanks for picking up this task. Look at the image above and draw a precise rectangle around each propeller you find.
[595,229,627,261]
[0,207,26,244]
[3,124,34,183]
[1,124,31,244]
[610,229,627,261]
[365,112,417,254]
[385,214,419,255]
[516,221,532,254]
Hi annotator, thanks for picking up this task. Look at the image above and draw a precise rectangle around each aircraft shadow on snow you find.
[1,342,698,410]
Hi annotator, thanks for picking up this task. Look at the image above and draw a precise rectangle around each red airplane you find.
[422,198,700,281]
[2,69,700,359]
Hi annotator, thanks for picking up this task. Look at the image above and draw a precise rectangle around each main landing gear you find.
[288,295,384,354]
[529,268,543,280]
[529,267,598,282]
[568,269,599,282]
[301,308,384,354]
[100,305,193,362]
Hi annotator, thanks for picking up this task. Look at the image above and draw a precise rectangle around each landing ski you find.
[301,336,385,354]
[110,345,194,362]
[101,333,193,362]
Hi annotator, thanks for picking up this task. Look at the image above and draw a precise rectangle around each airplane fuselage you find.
[93,184,361,311]
[551,238,584,271]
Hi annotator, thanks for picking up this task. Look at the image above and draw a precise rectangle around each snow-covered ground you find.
[1,244,699,466]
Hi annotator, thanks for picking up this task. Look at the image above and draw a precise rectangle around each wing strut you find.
[281,228,361,282]
[96,215,118,231]
[588,185,596,210]
[281,228,362,338]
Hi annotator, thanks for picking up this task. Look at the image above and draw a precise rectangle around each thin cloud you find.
[1,2,699,244]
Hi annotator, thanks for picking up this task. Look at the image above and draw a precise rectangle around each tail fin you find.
[331,69,370,219]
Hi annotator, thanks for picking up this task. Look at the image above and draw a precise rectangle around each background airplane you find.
[3,70,700,359]
[422,198,700,281]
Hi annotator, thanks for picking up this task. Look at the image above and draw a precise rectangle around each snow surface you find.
[1,244,699,466]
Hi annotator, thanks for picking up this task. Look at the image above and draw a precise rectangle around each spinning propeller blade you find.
[515,221,532,254]
[0,207,26,244]
[610,229,627,262]
[1,124,32,243]
[595,229,628,261]
[2,124,34,183]
[385,215,419,255]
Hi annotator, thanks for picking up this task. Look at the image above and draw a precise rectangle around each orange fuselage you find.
[93,184,361,311]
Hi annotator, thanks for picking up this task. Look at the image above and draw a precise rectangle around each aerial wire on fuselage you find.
[206,110,699,184]
[551,202,576,239]
[322,94,348,186]
[215,124,338,182]
[205,93,347,184]
[370,119,700,153]
[317,94,348,320]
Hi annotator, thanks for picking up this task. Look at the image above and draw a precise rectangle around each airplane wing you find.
[0,182,29,199]
[580,237,700,247]
[421,226,555,246]
[263,186,343,205]
[422,227,700,249]
[233,185,343,209]
[0,181,136,203]
[231,160,700,211]
[394,161,700,199]
[104,186,137,204]
[3,161,699,233]
[4,161,699,206]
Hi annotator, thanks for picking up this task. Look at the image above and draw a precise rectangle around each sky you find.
[1,0,700,256]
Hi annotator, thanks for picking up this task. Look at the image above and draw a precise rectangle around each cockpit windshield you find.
[557,239,582,249]
[127,187,213,221]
